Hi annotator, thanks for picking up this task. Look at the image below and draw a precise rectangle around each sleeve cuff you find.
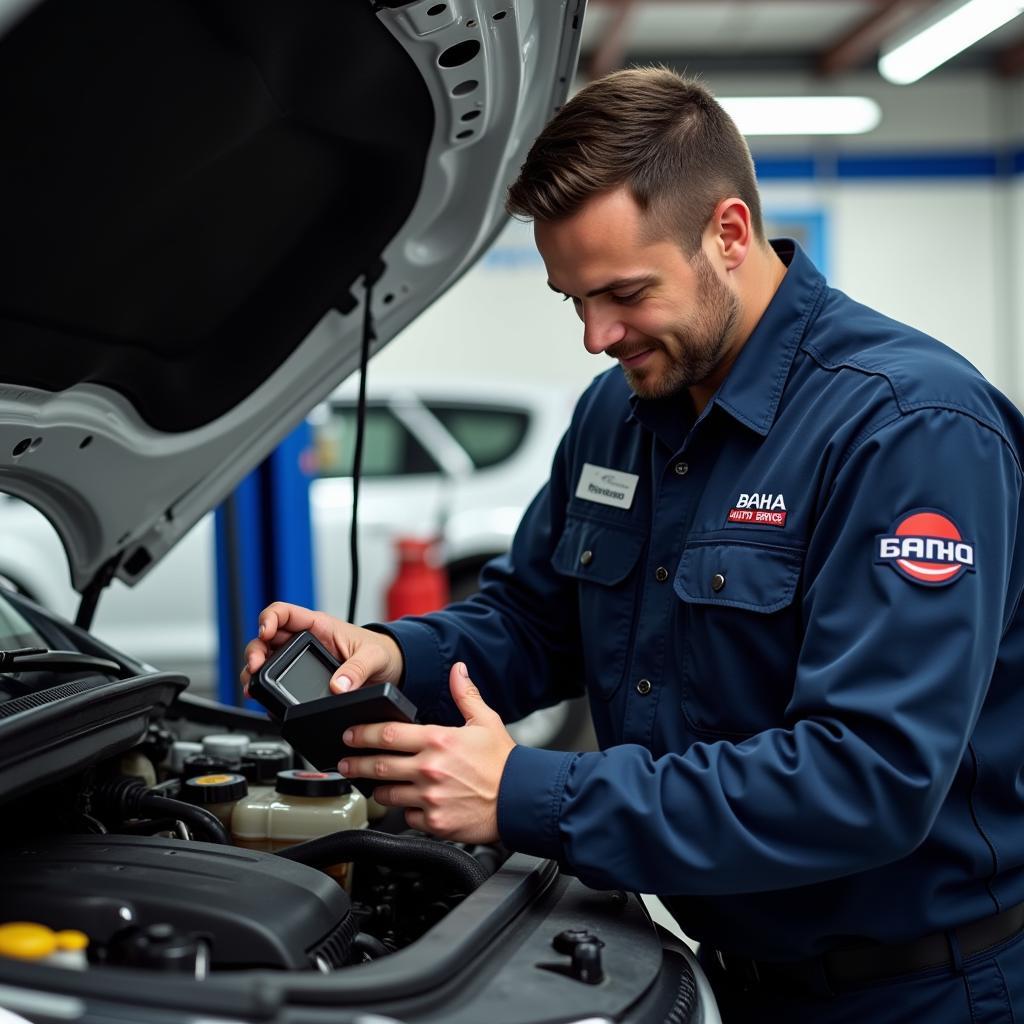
[498,744,577,861]
[363,619,451,722]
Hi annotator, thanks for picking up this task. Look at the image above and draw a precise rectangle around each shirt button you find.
[579,550,593,566]
[655,566,669,582]
[636,678,652,695]
[711,573,726,592]
[674,461,689,476]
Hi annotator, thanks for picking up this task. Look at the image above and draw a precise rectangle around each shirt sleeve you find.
[498,408,1024,895]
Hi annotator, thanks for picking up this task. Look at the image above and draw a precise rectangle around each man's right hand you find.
[240,602,404,696]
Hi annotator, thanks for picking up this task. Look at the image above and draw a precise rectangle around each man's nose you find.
[581,304,627,355]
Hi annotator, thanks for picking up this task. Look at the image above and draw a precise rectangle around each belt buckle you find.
[715,949,761,991]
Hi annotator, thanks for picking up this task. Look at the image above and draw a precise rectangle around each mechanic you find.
[243,68,1024,1023]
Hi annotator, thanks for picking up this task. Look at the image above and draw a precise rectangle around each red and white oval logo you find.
[876,509,975,587]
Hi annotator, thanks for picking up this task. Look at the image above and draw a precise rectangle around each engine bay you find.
[0,587,706,1024]
[0,587,506,979]
[0,719,506,977]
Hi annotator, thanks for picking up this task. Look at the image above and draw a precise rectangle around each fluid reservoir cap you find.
[182,773,248,804]
[168,741,203,774]
[181,754,235,778]
[107,923,202,972]
[55,930,89,951]
[0,922,57,960]
[241,744,292,784]
[202,734,250,762]
[275,769,351,797]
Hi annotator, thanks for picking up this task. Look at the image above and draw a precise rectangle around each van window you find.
[314,405,439,477]
[425,404,529,470]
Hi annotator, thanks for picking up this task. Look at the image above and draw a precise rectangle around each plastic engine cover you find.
[0,834,355,969]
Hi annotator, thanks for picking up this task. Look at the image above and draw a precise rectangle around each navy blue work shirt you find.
[381,239,1024,959]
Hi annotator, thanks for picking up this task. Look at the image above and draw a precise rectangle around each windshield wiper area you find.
[0,647,127,678]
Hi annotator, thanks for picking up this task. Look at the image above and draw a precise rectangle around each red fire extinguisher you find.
[386,537,450,618]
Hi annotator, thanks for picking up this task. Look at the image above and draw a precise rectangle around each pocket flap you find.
[674,542,802,613]
[551,515,646,586]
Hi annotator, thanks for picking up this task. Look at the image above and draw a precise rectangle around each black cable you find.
[136,794,230,845]
[221,492,248,706]
[90,778,230,845]
[276,827,488,892]
[350,932,390,962]
[348,270,377,623]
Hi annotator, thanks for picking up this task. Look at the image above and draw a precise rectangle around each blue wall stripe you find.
[755,148,1024,181]
[753,156,818,180]
[836,152,999,178]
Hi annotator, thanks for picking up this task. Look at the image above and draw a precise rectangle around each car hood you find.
[0,0,581,596]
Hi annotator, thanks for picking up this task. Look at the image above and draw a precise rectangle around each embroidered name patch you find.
[726,492,788,528]
[575,463,639,510]
[727,508,788,527]
[875,509,975,587]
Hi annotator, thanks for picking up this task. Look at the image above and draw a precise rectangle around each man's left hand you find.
[337,662,516,844]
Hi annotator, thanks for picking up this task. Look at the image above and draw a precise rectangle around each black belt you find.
[709,901,1024,996]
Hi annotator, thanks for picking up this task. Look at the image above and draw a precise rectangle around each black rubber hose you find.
[276,828,488,892]
[138,795,230,845]
[91,778,231,845]
[350,932,390,962]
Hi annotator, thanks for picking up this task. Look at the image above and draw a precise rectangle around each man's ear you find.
[708,198,753,272]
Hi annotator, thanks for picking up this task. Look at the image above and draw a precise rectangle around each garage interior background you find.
[373,1,1024,405]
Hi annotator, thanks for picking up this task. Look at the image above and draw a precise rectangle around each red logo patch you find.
[876,509,975,587]
[727,508,788,527]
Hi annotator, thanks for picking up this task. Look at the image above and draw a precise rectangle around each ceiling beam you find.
[816,0,938,76]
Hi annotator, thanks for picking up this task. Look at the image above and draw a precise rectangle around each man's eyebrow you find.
[547,275,656,299]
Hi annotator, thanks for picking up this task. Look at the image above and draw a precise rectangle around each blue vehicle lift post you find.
[214,422,317,707]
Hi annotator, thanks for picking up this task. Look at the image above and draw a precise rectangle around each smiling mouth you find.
[615,348,654,367]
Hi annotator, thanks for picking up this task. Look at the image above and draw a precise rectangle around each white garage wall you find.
[370,216,600,394]
[828,182,1003,386]
[371,69,1024,408]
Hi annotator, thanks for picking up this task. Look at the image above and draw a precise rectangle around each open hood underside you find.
[0,0,581,593]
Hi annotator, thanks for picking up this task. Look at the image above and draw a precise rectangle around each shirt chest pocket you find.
[551,514,646,699]
[673,541,804,737]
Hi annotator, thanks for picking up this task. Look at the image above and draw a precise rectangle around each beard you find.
[612,250,740,401]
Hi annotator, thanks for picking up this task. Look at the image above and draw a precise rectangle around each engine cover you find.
[0,833,355,969]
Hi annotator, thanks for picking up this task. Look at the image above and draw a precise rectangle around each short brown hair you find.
[506,67,764,254]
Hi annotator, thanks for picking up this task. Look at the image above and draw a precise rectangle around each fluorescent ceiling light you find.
[718,97,882,136]
[879,0,1024,85]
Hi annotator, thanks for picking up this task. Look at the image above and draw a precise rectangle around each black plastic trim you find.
[281,854,560,1003]
[0,854,558,1017]
[0,672,187,804]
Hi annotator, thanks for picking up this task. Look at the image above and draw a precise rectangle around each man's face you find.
[535,187,740,401]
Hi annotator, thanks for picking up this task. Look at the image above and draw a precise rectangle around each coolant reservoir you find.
[181,773,249,830]
[232,770,368,890]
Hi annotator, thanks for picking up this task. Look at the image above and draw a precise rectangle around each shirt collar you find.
[627,239,826,440]
[710,238,826,436]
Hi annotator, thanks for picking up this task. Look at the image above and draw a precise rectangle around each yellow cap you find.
[194,773,235,785]
[0,922,57,960]
[55,930,89,952]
